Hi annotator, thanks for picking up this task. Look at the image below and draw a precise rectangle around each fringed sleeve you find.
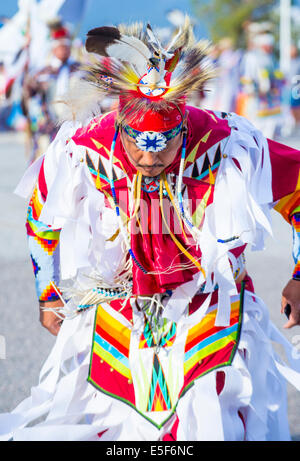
[15,121,83,303]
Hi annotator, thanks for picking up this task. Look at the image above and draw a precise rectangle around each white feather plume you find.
[146,24,173,60]
[53,78,104,125]
[106,34,151,76]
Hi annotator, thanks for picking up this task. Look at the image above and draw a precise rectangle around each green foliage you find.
[191,0,274,47]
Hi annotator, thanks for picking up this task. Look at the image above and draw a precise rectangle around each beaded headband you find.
[123,121,183,152]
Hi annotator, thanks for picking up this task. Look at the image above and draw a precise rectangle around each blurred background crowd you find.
[0,0,299,163]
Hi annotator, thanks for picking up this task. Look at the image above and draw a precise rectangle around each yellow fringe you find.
[161,172,189,242]
[159,177,206,278]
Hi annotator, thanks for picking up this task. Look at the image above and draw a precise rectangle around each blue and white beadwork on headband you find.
[123,121,183,153]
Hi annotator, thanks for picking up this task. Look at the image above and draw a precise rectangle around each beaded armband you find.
[26,189,61,302]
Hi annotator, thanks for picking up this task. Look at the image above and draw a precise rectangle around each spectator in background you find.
[290,44,300,128]
[238,33,284,139]
[211,37,242,113]
[197,38,242,115]
[22,20,81,163]
[0,61,11,131]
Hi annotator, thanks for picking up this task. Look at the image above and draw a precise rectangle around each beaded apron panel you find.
[88,283,245,429]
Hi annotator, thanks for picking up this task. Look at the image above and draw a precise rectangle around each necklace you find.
[141,175,160,193]
[109,126,148,274]
[109,126,208,274]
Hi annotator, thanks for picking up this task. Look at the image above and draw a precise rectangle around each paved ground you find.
[0,129,300,440]
[0,131,56,414]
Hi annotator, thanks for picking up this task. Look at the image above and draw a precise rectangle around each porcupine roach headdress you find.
[83,17,215,139]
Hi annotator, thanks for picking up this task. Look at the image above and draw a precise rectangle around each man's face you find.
[120,119,186,177]
[261,44,273,55]
[53,43,71,62]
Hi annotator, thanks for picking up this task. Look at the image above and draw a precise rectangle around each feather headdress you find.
[83,16,215,127]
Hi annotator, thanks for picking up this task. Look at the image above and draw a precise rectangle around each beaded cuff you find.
[28,235,61,302]
[291,212,300,280]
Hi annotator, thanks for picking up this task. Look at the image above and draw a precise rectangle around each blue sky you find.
[0,0,207,39]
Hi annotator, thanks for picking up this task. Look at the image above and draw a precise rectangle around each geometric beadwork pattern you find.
[190,143,221,184]
[30,185,43,219]
[147,354,172,412]
[34,235,59,256]
[26,158,61,302]
[139,315,177,349]
[85,150,116,191]
[31,255,41,277]
[39,282,61,302]
[292,212,300,232]
[139,315,155,348]
[293,261,300,280]
[292,212,300,279]
[28,235,60,302]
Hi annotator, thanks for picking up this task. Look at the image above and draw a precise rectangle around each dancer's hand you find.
[39,300,65,336]
[281,279,300,328]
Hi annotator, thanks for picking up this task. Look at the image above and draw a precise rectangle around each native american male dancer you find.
[1,18,300,441]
